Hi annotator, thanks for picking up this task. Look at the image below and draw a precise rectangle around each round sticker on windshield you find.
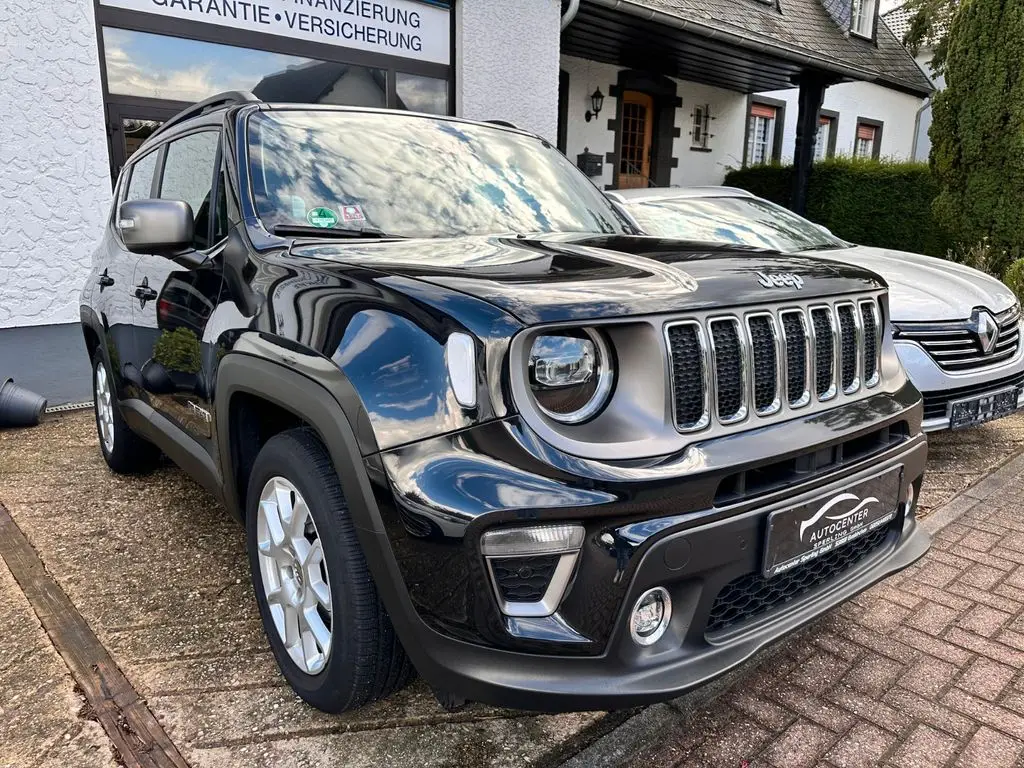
[306,207,338,228]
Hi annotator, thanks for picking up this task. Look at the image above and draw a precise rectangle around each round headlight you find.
[528,328,614,424]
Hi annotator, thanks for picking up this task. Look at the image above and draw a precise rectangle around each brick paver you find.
[617,428,1024,767]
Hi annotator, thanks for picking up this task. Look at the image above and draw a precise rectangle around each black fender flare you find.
[214,350,384,534]
[214,349,455,684]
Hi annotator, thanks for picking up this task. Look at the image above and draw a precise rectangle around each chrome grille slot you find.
[810,307,838,400]
[894,306,1021,373]
[780,310,810,407]
[666,322,710,431]
[666,293,882,436]
[860,300,880,387]
[709,318,746,424]
[748,314,781,415]
[837,303,859,394]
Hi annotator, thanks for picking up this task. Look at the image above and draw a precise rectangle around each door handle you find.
[134,277,158,307]
[98,269,115,290]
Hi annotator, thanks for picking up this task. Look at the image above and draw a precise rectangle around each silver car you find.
[608,186,1024,432]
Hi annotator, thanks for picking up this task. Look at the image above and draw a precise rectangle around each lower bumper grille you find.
[921,371,1024,421]
[706,525,891,635]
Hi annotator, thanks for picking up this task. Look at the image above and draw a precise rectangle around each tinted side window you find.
[159,131,220,250]
[125,150,159,201]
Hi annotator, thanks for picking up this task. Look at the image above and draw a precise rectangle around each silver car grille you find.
[666,297,883,433]
[893,306,1021,373]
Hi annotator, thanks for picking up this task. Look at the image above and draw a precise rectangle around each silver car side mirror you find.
[118,199,194,256]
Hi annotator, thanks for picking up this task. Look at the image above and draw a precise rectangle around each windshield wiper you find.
[273,224,403,239]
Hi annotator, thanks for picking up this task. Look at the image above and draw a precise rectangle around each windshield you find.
[623,196,850,252]
[246,110,628,239]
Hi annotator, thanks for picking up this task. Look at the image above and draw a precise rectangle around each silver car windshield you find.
[246,110,628,238]
[624,196,851,252]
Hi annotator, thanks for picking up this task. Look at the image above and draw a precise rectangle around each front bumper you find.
[896,340,1024,431]
[357,381,928,710]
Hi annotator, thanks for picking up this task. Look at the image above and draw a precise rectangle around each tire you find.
[245,427,413,712]
[91,351,160,474]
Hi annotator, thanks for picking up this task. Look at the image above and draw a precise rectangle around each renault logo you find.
[971,309,999,355]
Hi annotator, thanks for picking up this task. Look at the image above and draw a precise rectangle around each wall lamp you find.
[585,88,605,122]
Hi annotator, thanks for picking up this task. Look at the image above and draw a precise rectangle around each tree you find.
[930,0,1024,275]
[900,0,956,74]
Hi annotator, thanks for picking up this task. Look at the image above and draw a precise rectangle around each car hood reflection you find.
[293,233,883,324]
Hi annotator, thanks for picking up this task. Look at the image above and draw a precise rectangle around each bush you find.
[1002,259,1024,306]
[931,0,1024,271]
[949,237,1013,279]
[724,158,951,259]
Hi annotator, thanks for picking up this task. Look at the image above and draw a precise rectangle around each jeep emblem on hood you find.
[757,271,804,290]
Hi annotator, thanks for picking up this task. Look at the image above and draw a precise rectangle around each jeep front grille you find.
[893,306,1021,373]
[667,297,883,434]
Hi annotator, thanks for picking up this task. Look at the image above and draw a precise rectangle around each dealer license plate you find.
[762,467,902,578]
[950,386,1020,430]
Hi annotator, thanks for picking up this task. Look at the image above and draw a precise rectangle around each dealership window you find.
[94,0,453,180]
[395,72,448,115]
[102,28,387,107]
[854,120,883,159]
[746,102,781,165]
[851,0,877,38]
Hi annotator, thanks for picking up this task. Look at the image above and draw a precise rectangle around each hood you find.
[802,245,1016,322]
[291,234,884,325]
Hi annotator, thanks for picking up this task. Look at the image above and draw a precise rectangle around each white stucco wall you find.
[669,80,748,186]
[560,55,748,188]
[758,81,927,163]
[455,0,561,140]
[0,0,112,329]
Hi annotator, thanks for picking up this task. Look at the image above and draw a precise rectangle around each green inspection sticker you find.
[306,207,338,228]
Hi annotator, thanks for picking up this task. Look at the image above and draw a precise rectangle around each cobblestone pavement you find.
[1,411,1024,768]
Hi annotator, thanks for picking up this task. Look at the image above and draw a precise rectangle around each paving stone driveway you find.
[2,411,1024,768]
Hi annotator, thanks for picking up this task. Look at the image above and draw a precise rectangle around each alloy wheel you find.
[94,363,115,454]
[256,476,333,675]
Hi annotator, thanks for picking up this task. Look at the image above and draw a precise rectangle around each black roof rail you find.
[484,119,520,129]
[148,91,262,142]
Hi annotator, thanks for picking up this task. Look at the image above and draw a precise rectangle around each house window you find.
[692,104,711,149]
[855,121,881,158]
[815,115,835,160]
[746,103,778,165]
[851,0,877,37]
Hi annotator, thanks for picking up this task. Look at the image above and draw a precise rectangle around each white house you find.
[0,0,931,402]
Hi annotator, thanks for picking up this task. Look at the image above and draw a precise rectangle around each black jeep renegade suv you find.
[81,92,929,713]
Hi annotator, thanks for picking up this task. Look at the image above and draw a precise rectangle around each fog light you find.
[630,587,671,646]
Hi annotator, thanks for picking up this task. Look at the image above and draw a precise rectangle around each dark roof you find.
[580,0,932,95]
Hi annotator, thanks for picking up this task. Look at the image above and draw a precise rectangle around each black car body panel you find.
[80,99,930,712]
[292,236,881,325]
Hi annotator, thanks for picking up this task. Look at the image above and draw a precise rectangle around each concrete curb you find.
[557,448,1024,768]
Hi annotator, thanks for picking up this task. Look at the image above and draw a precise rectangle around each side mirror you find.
[118,199,194,255]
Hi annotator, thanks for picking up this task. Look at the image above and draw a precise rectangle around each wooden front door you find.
[618,91,654,189]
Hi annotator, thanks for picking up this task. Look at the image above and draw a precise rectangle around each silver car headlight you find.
[528,328,614,424]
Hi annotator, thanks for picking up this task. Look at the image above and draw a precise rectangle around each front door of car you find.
[95,145,165,404]
[127,129,227,448]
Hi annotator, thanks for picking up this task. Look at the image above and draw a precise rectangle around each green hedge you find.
[723,158,951,259]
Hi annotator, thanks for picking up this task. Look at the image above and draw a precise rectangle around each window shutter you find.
[857,123,876,140]
[750,103,777,119]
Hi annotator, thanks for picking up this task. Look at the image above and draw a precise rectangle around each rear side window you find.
[125,150,158,201]
[158,131,220,251]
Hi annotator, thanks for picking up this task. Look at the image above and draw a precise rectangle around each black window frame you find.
[854,116,885,160]
[817,109,840,160]
[92,0,454,185]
